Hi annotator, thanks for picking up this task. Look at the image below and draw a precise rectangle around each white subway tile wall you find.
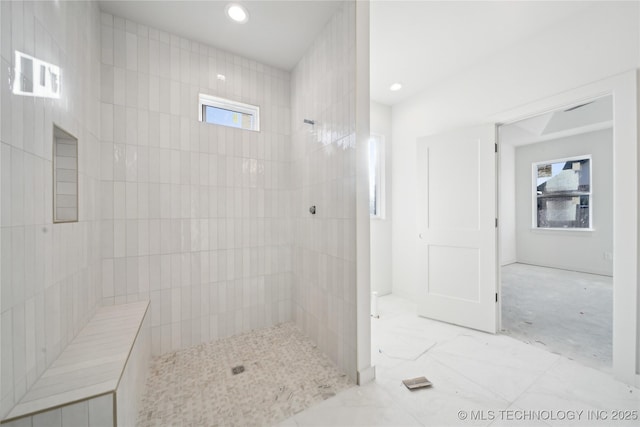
[0,0,103,419]
[99,12,294,356]
[291,2,358,380]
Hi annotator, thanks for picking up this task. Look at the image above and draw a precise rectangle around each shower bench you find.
[1,301,150,427]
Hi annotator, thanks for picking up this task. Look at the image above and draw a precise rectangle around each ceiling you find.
[500,96,613,147]
[98,1,598,106]
[97,0,342,71]
[370,1,595,105]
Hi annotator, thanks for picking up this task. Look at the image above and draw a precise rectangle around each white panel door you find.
[416,125,497,333]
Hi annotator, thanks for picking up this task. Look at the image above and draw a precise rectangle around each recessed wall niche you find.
[53,125,78,223]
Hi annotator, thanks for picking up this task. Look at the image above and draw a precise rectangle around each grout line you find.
[506,356,562,407]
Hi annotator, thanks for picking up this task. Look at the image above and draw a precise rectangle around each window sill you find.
[530,227,594,234]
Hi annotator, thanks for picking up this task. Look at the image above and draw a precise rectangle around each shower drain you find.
[231,365,245,375]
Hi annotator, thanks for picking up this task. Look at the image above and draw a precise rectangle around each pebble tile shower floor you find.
[138,322,353,426]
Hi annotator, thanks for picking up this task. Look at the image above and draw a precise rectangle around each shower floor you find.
[137,322,353,426]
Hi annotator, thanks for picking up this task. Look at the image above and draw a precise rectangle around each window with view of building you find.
[199,93,260,131]
[534,155,591,229]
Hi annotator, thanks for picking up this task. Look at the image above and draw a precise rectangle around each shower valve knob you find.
[309,205,316,215]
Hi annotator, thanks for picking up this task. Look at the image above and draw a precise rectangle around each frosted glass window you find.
[53,125,78,223]
[369,134,385,218]
[533,156,591,229]
[13,50,61,98]
[199,93,259,131]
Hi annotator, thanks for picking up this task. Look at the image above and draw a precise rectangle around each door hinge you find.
[495,293,498,303]
[495,218,498,228]
[495,143,498,153]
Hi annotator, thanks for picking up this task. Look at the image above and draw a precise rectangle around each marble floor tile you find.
[286,383,423,426]
[289,294,636,427]
[141,294,639,427]
[428,333,560,402]
[376,356,511,427]
[512,358,639,426]
[487,403,552,427]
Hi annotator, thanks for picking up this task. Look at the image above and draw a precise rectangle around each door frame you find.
[488,70,639,386]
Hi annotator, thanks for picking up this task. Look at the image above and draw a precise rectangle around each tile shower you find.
[1,0,362,423]
[99,11,295,355]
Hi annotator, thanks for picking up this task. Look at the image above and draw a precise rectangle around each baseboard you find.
[513,261,613,277]
[357,365,376,385]
[373,290,392,297]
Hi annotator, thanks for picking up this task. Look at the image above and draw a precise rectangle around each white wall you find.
[391,1,639,300]
[291,1,359,380]
[0,0,102,418]
[514,129,613,276]
[499,142,516,265]
[370,101,392,295]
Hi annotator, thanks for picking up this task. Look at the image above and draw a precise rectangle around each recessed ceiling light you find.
[226,3,249,23]
[389,83,402,91]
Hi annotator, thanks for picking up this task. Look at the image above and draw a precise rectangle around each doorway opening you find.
[498,95,613,373]
[361,72,638,388]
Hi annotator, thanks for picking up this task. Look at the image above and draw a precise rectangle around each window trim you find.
[531,154,593,231]
[198,93,260,131]
[369,133,385,219]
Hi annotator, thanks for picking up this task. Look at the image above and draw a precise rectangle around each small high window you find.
[533,155,591,229]
[198,94,260,131]
[368,134,385,218]
[13,50,61,99]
